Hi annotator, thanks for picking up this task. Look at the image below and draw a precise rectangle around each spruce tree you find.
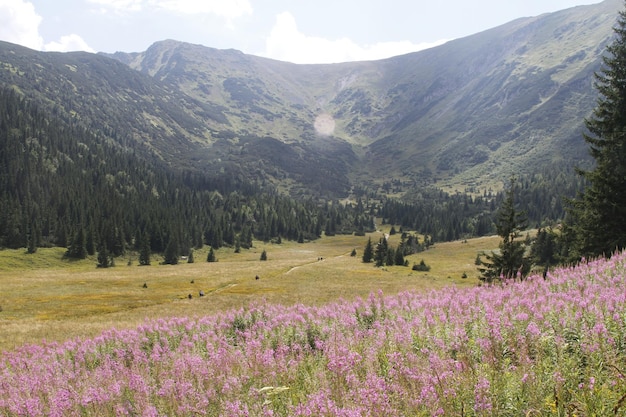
[565,4,626,259]
[163,237,179,265]
[362,237,374,263]
[67,227,87,259]
[478,179,531,282]
[207,247,216,262]
[139,232,151,266]
[394,247,405,266]
[97,241,111,268]
[374,237,388,267]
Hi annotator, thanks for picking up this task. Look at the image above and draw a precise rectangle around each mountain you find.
[0,0,622,198]
[104,0,620,193]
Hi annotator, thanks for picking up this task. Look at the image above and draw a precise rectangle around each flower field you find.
[2,252,626,416]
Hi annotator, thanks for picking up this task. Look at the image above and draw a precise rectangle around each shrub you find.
[412,259,431,271]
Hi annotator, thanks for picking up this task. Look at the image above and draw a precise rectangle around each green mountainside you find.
[104,0,620,193]
[0,0,621,200]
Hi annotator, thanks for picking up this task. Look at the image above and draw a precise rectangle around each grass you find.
[0,231,501,352]
[3,251,625,416]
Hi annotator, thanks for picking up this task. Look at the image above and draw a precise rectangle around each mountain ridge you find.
[0,0,621,197]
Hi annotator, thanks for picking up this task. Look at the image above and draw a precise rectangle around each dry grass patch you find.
[0,232,500,352]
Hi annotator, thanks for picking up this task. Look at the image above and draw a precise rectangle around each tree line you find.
[5,0,626,274]
[0,87,375,263]
[0,83,594,270]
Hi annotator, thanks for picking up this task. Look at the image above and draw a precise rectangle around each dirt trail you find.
[285,251,352,274]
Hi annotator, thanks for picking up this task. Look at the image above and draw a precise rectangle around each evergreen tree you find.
[139,232,151,266]
[531,227,559,268]
[478,179,531,283]
[66,227,87,259]
[385,246,395,266]
[187,249,194,263]
[163,237,179,265]
[86,226,96,256]
[565,4,626,259]
[206,247,216,262]
[394,247,405,266]
[97,241,111,268]
[260,249,268,261]
[362,237,374,263]
[374,237,388,267]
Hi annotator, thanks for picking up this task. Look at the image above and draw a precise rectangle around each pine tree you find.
[66,227,87,259]
[565,4,626,259]
[260,249,268,261]
[163,237,179,265]
[394,247,405,266]
[385,246,395,266]
[139,232,151,266]
[362,237,374,263]
[97,241,111,268]
[374,237,388,267]
[187,249,194,263]
[478,179,531,283]
[207,247,216,262]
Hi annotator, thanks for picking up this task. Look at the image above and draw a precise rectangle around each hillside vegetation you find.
[0,0,620,199]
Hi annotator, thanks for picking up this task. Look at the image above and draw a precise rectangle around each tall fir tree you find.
[565,4,626,259]
[97,241,111,268]
[139,232,151,266]
[478,178,531,283]
[163,237,179,265]
[66,227,87,259]
[206,247,216,262]
[374,237,388,267]
[362,237,374,263]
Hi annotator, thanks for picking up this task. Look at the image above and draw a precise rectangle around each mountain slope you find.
[0,40,252,171]
[362,0,619,188]
[105,0,620,193]
[0,0,620,198]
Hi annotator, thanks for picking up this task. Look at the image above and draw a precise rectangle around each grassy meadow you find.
[0,230,499,352]
[2,241,626,416]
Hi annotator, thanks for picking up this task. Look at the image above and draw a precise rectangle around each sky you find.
[0,0,603,64]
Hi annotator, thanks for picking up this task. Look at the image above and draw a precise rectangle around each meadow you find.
[1,236,626,415]
[0,231,492,352]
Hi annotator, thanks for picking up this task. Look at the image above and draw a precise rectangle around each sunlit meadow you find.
[2,251,626,416]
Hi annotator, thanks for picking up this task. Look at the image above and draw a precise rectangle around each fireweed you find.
[2,253,626,416]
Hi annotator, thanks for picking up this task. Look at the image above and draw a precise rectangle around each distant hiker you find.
[199,290,205,297]
[188,294,192,299]
[255,275,260,280]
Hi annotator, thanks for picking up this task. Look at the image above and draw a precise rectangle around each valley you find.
[0,231,498,352]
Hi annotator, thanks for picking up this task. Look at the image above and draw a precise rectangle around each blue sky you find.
[0,0,602,64]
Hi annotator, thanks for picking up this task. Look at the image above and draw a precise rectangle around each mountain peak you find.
[3,0,621,195]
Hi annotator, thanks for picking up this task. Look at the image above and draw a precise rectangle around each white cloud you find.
[44,34,95,53]
[88,0,253,19]
[0,0,43,49]
[0,1,94,53]
[87,0,143,14]
[263,12,448,64]
[153,0,253,18]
